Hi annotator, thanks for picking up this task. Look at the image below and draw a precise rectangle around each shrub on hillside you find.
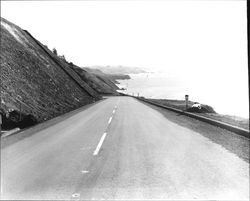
[1,110,37,130]
[187,104,216,113]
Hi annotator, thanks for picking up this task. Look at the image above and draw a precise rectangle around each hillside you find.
[83,67,130,84]
[88,65,146,75]
[0,17,119,128]
[67,64,120,95]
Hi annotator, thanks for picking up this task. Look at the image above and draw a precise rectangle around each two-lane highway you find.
[1,97,249,200]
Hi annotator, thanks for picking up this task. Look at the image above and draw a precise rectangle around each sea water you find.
[117,72,249,118]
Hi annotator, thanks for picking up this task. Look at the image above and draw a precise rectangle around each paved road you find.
[1,97,249,200]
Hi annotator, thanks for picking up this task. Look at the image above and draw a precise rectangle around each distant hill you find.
[0,17,120,128]
[89,65,146,75]
[67,64,121,95]
[83,67,130,84]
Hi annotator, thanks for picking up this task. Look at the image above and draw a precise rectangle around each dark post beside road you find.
[185,94,189,110]
[0,113,2,131]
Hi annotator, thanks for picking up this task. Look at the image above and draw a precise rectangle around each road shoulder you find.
[141,101,249,163]
[1,99,105,149]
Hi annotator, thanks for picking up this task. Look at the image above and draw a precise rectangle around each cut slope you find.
[24,30,100,99]
[0,17,99,122]
[68,64,120,95]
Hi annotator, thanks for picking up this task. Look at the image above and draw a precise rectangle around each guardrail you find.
[120,93,249,138]
[139,98,249,138]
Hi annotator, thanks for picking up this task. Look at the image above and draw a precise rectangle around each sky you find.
[1,0,249,117]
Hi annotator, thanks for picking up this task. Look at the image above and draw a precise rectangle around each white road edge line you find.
[93,133,107,156]
[112,109,116,114]
[108,117,113,124]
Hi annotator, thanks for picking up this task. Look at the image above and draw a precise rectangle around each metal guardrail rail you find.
[119,93,249,138]
[138,97,249,138]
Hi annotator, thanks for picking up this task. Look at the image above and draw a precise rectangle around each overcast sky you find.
[1,0,249,117]
[1,1,247,73]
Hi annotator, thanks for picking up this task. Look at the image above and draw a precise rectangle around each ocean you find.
[117,72,249,118]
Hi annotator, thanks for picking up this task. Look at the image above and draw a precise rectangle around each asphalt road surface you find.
[1,97,249,200]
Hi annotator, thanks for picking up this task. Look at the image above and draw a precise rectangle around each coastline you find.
[115,72,249,119]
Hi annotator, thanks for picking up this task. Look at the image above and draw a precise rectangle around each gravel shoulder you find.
[141,101,249,163]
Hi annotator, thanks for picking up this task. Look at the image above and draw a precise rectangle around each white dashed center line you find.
[108,116,113,124]
[91,106,118,157]
[81,170,89,174]
[93,132,107,156]
[75,105,119,198]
